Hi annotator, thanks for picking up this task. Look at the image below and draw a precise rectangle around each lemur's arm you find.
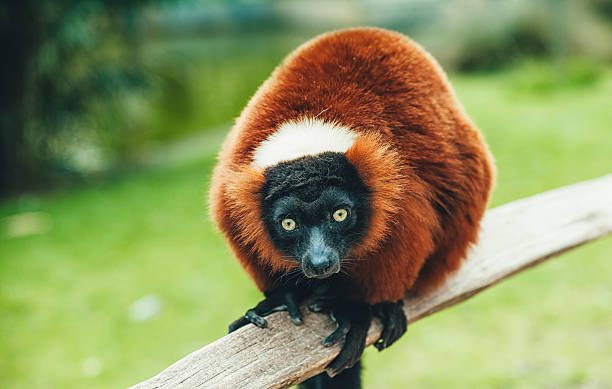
[228,279,311,333]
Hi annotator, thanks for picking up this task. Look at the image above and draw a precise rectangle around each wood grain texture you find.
[130,174,612,389]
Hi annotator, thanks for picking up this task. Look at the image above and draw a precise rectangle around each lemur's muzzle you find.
[301,227,341,278]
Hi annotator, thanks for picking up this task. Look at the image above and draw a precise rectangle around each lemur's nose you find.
[303,252,337,278]
[309,255,332,273]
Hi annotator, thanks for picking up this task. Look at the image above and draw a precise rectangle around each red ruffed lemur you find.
[210,28,495,388]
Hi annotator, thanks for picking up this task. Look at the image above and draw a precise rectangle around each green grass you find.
[1,63,611,389]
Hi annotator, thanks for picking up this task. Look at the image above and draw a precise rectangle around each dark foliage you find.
[455,21,553,72]
[0,0,153,196]
[590,0,612,20]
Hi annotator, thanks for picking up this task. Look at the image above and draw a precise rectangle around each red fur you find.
[209,28,495,303]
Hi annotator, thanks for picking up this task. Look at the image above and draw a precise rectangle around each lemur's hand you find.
[372,300,407,350]
[228,287,304,333]
[308,296,372,378]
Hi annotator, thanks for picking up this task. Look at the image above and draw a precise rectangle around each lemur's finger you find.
[228,298,282,332]
[228,316,250,333]
[322,314,350,347]
[375,314,396,350]
[245,309,267,328]
[284,294,303,325]
[376,305,395,350]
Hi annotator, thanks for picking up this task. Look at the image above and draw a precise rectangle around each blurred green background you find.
[1,0,611,388]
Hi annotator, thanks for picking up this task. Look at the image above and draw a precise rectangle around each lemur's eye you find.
[332,209,348,222]
[281,218,296,231]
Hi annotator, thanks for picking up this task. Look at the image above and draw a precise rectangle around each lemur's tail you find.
[299,360,362,389]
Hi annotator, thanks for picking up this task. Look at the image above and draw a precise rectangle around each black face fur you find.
[261,152,371,279]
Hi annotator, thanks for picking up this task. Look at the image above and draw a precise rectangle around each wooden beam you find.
[130,174,612,389]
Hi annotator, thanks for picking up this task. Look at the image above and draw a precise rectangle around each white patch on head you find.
[252,118,357,169]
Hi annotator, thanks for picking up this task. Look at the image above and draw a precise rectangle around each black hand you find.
[372,300,407,351]
[308,297,372,378]
[228,288,304,333]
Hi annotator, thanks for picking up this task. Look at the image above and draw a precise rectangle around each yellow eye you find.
[333,209,348,222]
[281,218,296,231]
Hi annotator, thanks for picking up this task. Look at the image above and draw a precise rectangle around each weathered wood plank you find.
[130,174,612,389]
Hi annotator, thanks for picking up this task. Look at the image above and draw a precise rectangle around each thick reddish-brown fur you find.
[210,28,495,304]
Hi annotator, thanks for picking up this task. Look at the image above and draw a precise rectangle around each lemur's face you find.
[266,187,367,278]
[261,153,370,279]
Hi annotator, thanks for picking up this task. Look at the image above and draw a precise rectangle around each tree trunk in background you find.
[0,0,43,196]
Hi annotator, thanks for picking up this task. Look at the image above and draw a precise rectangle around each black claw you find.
[245,310,267,328]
